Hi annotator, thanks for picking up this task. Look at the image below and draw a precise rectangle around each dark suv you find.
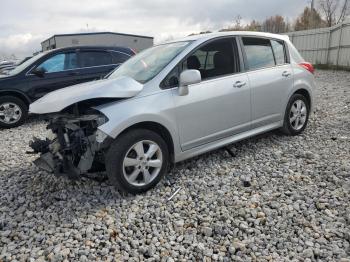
[0,46,135,128]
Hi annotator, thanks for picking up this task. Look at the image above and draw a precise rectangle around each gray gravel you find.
[1,70,350,261]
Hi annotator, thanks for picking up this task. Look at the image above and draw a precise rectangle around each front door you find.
[172,38,251,151]
[26,51,80,99]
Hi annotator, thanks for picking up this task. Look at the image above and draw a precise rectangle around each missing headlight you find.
[29,110,109,180]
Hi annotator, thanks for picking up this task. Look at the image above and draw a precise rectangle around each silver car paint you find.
[29,76,143,114]
[247,64,294,128]
[30,32,316,163]
[172,72,251,151]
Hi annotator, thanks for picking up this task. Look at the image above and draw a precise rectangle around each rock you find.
[202,226,213,237]
[203,248,213,257]
[302,248,314,258]
[257,212,265,218]
[316,202,327,210]
[305,151,316,159]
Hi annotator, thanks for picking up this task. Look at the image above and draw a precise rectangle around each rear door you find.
[75,50,117,83]
[26,51,80,99]
[240,37,293,128]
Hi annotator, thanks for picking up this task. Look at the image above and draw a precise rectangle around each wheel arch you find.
[293,88,311,109]
[117,121,175,163]
[0,90,31,107]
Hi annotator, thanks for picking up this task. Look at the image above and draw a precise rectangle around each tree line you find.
[194,0,349,35]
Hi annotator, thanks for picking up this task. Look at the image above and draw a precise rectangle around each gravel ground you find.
[0,70,349,262]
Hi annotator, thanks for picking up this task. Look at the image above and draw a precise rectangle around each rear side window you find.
[79,51,113,68]
[37,52,78,73]
[271,40,287,65]
[242,37,275,70]
[111,52,131,64]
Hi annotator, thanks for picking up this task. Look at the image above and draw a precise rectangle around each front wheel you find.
[281,94,310,136]
[105,129,169,194]
[0,96,28,128]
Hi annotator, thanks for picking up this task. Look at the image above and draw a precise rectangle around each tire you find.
[280,94,310,136]
[0,96,28,128]
[105,129,169,194]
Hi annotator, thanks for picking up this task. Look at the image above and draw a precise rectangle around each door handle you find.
[282,71,291,77]
[233,81,246,88]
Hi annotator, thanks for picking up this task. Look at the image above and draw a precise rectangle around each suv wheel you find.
[0,96,28,128]
[281,94,310,136]
[105,129,169,194]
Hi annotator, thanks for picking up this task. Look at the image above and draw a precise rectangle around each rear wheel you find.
[0,96,28,128]
[281,94,310,136]
[105,129,169,194]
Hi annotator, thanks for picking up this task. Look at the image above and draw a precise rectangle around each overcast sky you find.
[0,0,310,58]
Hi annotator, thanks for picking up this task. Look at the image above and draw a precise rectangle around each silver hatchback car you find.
[29,32,316,194]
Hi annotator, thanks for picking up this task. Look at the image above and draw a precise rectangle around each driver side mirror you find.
[32,67,46,77]
[178,69,201,96]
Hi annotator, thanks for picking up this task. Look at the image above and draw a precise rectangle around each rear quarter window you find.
[271,40,287,65]
[288,42,304,63]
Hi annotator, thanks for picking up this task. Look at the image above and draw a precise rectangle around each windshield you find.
[9,52,47,76]
[108,41,191,83]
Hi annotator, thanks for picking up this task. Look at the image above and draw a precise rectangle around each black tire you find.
[0,96,28,128]
[280,94,310,136]
[105,129,169,194]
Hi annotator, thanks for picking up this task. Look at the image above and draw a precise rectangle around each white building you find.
[41,32,154,52]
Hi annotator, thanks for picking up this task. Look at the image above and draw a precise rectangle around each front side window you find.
[37,52,78,73]
[161,38,240,89]
[271,40,287,65]
[79,51,113,67]
[9,52,47,75]
[243,37,275,70]
[160,66,180,89]
[108,41,191,84]
[182,38,237,80]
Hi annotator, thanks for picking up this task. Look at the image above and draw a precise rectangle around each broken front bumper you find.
[29,114,110,179]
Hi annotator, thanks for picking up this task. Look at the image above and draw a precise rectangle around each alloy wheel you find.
[289,99,307,131]
[122,140,163,187]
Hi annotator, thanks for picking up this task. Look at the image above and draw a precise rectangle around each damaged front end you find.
[29,105,111,179]
[28,76,144,179]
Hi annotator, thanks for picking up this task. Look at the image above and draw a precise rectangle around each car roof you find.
[163,31,290,44]
[48,46,134,54]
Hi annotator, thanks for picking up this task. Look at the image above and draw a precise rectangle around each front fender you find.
[96,91,180,149]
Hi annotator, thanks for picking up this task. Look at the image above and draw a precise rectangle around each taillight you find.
[299,62,315,74]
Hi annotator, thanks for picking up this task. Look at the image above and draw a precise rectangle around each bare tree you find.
[318,0,349,26]
[219,15,243,31]
[294,7,326,30]
[337,0,349,23]
[261,15,291,33]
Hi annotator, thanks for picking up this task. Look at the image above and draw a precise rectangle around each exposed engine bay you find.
[27,76,144,180]
[29,100,113,179]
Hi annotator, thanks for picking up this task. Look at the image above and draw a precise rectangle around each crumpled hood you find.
[29,76,143,114]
